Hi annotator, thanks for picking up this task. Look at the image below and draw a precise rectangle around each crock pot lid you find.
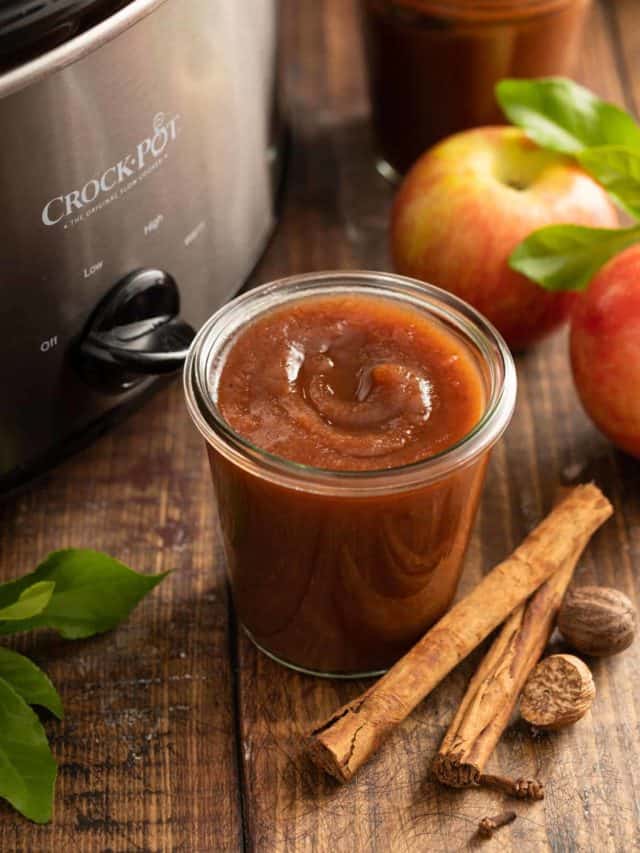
[0,0,164,98]
[0,0,103,39]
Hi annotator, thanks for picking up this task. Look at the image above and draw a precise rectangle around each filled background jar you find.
[360,0,591,178]
[184,272,516,677]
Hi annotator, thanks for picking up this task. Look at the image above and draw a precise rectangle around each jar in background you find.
[360,0,591,179]
[184,272,517,678]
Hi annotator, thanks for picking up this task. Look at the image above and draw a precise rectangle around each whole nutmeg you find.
[520,654,595,730]
[558,586,636,657]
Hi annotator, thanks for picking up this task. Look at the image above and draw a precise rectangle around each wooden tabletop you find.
[2,1,640,850]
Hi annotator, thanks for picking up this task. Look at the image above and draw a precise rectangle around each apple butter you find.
[184,272,517,676]
[216,294,485,470]
[360,0,591,177]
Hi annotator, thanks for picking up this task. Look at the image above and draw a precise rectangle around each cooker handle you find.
[76,269,196,393]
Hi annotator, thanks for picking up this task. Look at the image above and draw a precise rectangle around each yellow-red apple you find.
[390,126,618,349]
[570,246,640,458]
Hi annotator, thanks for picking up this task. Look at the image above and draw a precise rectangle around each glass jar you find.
[360,0,591,179]
[184,272,517,677]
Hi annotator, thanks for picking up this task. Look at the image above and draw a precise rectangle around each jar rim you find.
[183,271,517,496]
[381,0,583,23]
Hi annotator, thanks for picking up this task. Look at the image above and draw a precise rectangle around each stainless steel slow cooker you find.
[0,0,283,495]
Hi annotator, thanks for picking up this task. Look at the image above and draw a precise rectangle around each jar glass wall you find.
[184,272,517,677]
[360,0,591,179]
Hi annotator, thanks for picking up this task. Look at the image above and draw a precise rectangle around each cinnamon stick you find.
[308,484,612,783]
[432,546,581,790]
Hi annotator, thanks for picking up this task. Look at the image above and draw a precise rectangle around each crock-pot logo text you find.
[41,113,180,227]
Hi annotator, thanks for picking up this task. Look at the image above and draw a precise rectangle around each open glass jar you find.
[360,0,591,178]
[184,272,517,677]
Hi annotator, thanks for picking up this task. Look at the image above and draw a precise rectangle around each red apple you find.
[570,246,640,458]
[390,126,618,349]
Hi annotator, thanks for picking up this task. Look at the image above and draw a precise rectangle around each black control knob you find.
[77,269,196,393]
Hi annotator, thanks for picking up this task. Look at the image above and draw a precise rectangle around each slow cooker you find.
[0,0,283,495]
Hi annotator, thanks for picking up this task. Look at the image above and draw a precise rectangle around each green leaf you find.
[578,145,640,218]
[0,648,63,719]
[0,550,169,639]
[0,581,55,621]
[509,223,640,291]
[0,676,57,824]
[496,77,640,155]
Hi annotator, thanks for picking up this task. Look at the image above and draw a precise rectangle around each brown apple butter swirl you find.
[215,294,484,471]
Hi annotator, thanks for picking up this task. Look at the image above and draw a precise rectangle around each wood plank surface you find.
[1,1,640,851]
[0,394,244,852]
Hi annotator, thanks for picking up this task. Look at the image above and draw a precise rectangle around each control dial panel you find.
[77,269,195,393]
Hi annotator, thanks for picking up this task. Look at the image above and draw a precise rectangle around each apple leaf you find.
[0,648,63,719]
[577,145,640,219]
[496,78,640,156]
[0,582,55,622]
[0,550,169,639]
[509,223,640,291]
[0,550,167,825]
[0,676,57,824]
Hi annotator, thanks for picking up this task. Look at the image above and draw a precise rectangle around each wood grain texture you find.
[1,0,639,850]
[237,2,640,851]
[0,390,243,852]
